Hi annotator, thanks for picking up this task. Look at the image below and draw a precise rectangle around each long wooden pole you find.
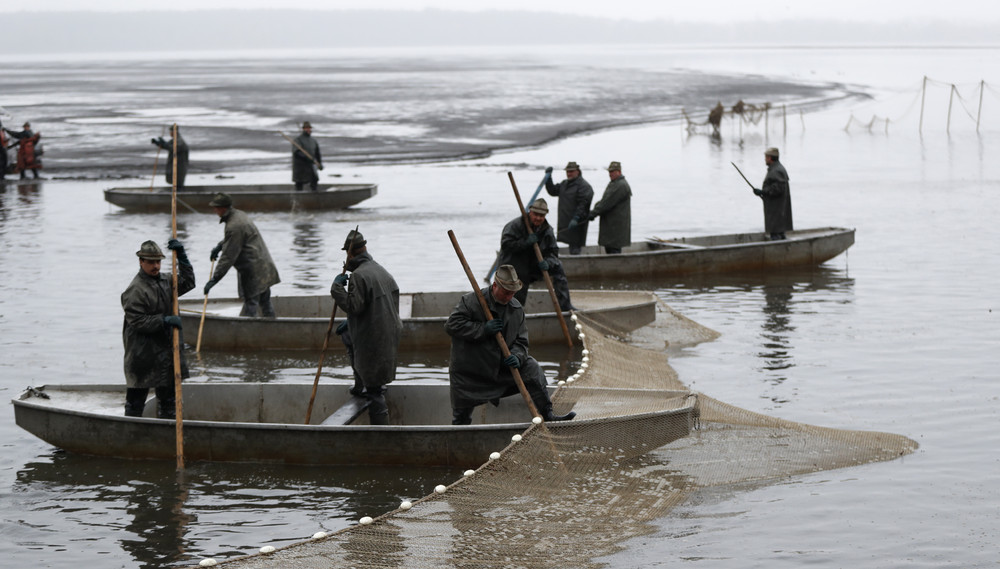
[485,170,551,284]
[508,172,573,347]
[278,130,321,167]
[195,258,215,354]
[448,230,540,419]
[170,124,185,470]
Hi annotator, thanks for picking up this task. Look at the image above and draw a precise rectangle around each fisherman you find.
[0,119,8,181]
[708,101,724,135]
[150,126,189,189]
[498,197,574,311]
[203,193,281,317]
[445,264,576,425]
[544,161,594,255]
[292,121,323,191]
[588,161,632,254]
[4,122,42,179]
[121,239,195,418]
[753,147,793,240]
[329,229,402,425]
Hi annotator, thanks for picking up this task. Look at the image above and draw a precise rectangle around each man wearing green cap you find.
[544,161,594,255]
[204,192,281,317]
[329,229,402,425]
[497,197,574,311]
[446,264,576,425]
[588,161,631,254]
[121,238,195,418]
[753,147,793,240]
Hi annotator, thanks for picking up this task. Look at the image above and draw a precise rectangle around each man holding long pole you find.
[445,263,576,425]
[289,121,323,191]
[497,197,575,313]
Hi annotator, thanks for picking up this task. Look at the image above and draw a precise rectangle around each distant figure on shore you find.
[445,264,576,425]
[4,121,43,179]
[121,239,195,418]
[203,192,281,317]
[498,198,574,312]
[150,126,189,189]
[588,161,632,254]
[292,121,323,191]
[329,229,402,425]
[708,102,724,135]
[753,147,793,240]
[544,161,594,255]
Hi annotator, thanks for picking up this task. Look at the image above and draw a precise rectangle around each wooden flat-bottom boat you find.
[103,183,376,213]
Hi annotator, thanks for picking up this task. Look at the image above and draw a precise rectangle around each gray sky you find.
[3,0,999,24]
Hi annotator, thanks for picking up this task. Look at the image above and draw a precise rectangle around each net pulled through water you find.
[201,304,916,569]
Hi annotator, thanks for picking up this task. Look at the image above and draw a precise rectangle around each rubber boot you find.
[367,387,389,425]
[452,407,473,425]
[543,407,577,422]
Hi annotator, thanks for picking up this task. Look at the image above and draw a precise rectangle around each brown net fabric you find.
[202,306,915,569]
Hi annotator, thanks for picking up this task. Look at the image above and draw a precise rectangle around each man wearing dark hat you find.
[292,121,323,191]
[754,147,793,240]
[204,192,281,317]
[497,197,574,311]
[446,264,576,425]
[544,161,594,255]
[329,229,402,425]
[588,161,632,254]
[121,238,195,418]
[150,125,189,189]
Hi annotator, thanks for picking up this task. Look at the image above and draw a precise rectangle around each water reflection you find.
[0,180,43,225]
[290,217,326,291]
[14,452,458,568]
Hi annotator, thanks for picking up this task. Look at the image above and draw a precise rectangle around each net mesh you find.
[203,303,916,568]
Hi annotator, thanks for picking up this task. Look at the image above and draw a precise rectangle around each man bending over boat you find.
[121,239,195,418]
[498,198,574,311]
[445,265,576,425]
[753,147,793,240]
[330,230,402,425]
[203,192,281,317]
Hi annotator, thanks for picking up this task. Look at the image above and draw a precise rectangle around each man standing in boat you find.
[588,161,632,254]
[3,122,42,180]
[754,147,793,240]
[150,126,189,189]
[497,198,574,311]
[121,239,195,418]
[292,121,323,191]
[203,192,281,317]
[329,229,402,425]
[544,161,594,255]
[446,265,576,425]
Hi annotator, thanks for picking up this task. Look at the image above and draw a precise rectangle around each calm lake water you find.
[1,45,998,568]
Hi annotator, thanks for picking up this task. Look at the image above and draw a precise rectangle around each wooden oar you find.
[169,124,185,470]
[508,172,574,348]
[150,125,165,192]
[304,224,358,425]
[448,230,540,419]
[278,130,322,169]
[195,258,215,354]
[731,162,757,192]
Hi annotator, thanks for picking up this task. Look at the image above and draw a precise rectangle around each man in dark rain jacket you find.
[589,161,632,254]
[329,230,402,425]
[292,121,323,191]
[497,198,574,311]
[204,193,281,317]
[445,265,576,425]
[150,126,189,189]
[121,239,195,418]
[544,161,594,255]
[754,147,793,240]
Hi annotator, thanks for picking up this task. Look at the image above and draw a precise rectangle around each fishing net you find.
[201,303,916,569]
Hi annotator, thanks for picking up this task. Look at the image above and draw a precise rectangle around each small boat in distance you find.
[103,183,377,213]
[561,227,855,281]
[13,383,696,467]
[179,289,658,351]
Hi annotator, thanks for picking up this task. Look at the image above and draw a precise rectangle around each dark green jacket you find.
[498,215,558,285]
[292,133,322,183]
[592,175,632,248]
[211,208,280,299]
[545,175,593,247]
[760,160,793,234]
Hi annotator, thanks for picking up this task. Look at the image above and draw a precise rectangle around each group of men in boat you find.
[121,143,792,426]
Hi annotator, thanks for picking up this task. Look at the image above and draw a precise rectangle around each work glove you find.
[545,166,553,174]
[503,354,520,368]
[567,216,580,229]
[484,318,504,335]
[167,238,190,265]
[203,279,217,295]
[753,188,763,197]
[525,233,539,246]
[318,163,324,171]
[150,138,158,145]
[336,321,348,335]
[588,212,598,221]
[210,244,222,261]
[163,315,182,329]
[334,273,350,287]
[538,259,550,272]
